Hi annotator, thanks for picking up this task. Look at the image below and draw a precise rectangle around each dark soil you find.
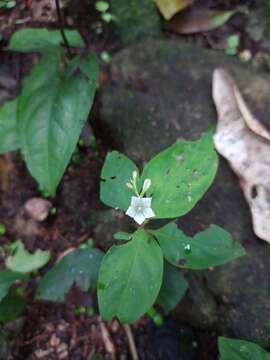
[0,0,264,359]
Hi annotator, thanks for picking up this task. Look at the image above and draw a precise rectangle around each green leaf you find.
[98,229,163,323]
[95,1,109,12]
[211,11,236,27]
[18,51,98,196]
[113,231,132,241]
[150,223,245,270]
[100,151,138,211]
[218,337,270,360]
[157,262,188,313]
[141,130,218,219]
[5,240,51,273]
[0,100,19,153]
[0,292,25,323]
[37,248,103,301]
[154,0,192,20]
[8,28,85,52]
[0,270,27,302]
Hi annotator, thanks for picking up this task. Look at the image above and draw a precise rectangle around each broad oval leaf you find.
[98,229,163,323]
[141,130,218,219]
[6,240,51,273]
[157,262,188,313]
[0,100,19,153]
[100,151,138,211]
[18,52,98,196]
[0,270,27,302]
[8,28,84,53]
[37,248,103,301]
[218,337,270,360]
[150,223,245,270]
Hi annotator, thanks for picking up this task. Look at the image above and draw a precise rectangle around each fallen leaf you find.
[164,9,235,34]
[213,68,270,243]
[154,0,192,21]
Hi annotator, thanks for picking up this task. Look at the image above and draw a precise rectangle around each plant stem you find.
[55,0,72,57]
[123,324,139,360]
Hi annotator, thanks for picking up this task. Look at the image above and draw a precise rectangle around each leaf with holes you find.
[18,50,98,196]
[0,270,28,302]
[100,151,139,211]
[6,240,51,273]
[218,337,270,360]
[98,229,163,323]
[37,248,103,301]
[141,130,218,219]
[150,223,245,269]
[0,100,19,154]
[8,28,85,53]
[157,262,188,313]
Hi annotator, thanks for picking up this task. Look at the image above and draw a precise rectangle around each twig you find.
[123,324,139,360]
[55,0,72,57]
[98,318,116,360]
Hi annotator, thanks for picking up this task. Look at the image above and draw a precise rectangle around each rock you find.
[206,245,270,346]
[173,274,218,330]
[99,39,270,346]
[111,0,160,45]
[24,197,52,222]
[92,209,135,249]
[247,0,270,50]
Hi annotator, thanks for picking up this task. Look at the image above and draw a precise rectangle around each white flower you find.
[126,196,155,225]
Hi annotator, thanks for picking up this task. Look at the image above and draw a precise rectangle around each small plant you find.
[0,28,99,196]
[0,240,51,322]
[97,130,245,323]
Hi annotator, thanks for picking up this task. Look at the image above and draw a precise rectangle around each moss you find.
[111,0,160,45]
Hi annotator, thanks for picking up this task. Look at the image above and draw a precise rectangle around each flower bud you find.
[142,178,151,194]
[126,182,133,189]
[132,170,138,180]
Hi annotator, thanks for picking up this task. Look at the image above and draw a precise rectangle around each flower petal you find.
[126,206,136,218]
[141,197,152,207]
[133,212,146,225]
[131,196,142,207]
[143,207,155,219]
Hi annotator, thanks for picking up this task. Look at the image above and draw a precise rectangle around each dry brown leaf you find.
[154,0,192,21]
[213,68,270,243]
[164,9,235,34]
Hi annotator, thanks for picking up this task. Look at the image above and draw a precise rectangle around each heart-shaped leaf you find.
[98,229,163,323]
[150,223,245,269]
